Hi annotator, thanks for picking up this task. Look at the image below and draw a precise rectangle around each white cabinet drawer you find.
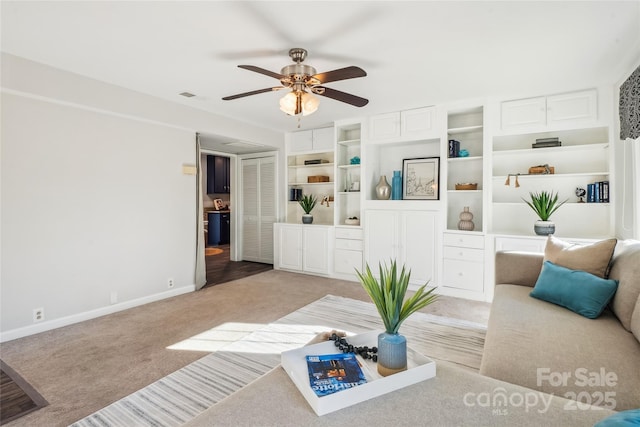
[335,238,363,251]
[443,233,484,249]
[334,249,363,275]
[442,259,484,292]
[335,227,363,240]
[443,246,484,263]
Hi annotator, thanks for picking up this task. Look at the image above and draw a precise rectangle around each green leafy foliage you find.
[355,260,438,334]
[523,190,567,221]
[298,194,317,214]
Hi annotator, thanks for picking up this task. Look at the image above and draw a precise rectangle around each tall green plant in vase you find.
[298,194,317,224]
[523,190,567,236]
[356,260,438,376]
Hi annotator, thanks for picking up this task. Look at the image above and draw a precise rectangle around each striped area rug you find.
[70,295,486,427]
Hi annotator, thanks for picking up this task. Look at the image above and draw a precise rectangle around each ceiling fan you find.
[222,48,369,116]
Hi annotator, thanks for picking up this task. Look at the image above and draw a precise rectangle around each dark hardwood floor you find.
[204,244,273,289]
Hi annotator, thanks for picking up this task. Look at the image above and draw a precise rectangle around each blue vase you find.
[391,170,402,200]
[377,332,407,376]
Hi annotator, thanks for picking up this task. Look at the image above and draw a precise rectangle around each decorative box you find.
[281,330,436,416]
[528,165,555,174]
[308,175,330,183]
[455,183,478,190]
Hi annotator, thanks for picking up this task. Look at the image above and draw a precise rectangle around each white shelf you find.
[492,143,608,155]
[448,190,483,194]
[447,156,483,162]
[288,162,335,169]
[289,181,334,186]
[447,125,483,135]
[337,164,361,169]
[337,138,361,147]
[338,191,361,195]
[493,172,609,180]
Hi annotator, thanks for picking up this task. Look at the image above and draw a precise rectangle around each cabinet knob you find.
[458,272,464,277]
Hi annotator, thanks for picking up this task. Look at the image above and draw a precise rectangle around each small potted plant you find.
[298,194,317,224]
[355,260,438,376]
[523,190,568,235]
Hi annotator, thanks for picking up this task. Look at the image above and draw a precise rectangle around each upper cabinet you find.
[207,155,230,194]
[368,106,437,142]
[500,89,597,133]
[289,127,334,153]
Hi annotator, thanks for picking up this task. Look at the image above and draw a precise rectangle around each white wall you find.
[0,54,285,341]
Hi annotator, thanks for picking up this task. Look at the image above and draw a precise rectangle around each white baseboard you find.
[0,285,196,343]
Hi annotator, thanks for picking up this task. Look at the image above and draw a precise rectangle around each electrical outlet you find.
[168,278,174,289]
[33,308,44,323]
[110,291,118,305]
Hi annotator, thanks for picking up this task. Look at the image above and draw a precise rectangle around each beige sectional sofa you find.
[480,238,640,411]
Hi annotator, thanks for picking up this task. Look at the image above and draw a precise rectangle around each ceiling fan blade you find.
[238,65,284,80]
[311,66,367,84]
[222,87,284,101]
[315,87,369,107]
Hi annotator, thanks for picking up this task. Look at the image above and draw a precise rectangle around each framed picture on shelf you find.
[402,157,440,200]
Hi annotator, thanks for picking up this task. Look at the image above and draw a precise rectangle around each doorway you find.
[199,148,274,288]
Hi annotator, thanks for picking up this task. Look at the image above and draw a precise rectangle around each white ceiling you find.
[2,1,639,152]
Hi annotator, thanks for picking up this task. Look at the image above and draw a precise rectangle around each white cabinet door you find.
[400,210,437,285]
[364,209,399,269]
[276,224,303,270]
[289,130,314,152]
[303,226,331,274]
[369,107,437,141]
[401,107,436,139]
[311,127,334,151]
[365,209,437,285]
[501,96,546,130]
[547,90,597,125]
[368,112,400,141]
[288,127,334,153]
[501,89,598,131]
[334,249,363,275]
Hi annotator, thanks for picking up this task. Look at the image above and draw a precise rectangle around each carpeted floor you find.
[0,270,491,427]
[71,295,486,426]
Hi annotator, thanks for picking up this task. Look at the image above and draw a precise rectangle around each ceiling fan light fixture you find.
[279,91,298,115]
[300,92,319,116]
[279,90,319,116]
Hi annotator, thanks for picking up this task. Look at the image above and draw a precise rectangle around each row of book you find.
[587,181,609,203]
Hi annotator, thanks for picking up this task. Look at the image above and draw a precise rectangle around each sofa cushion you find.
[480,284,640,411]
[594,409,640,426]
[609,240,640,331]
[543,235,616,278]
[631,295,640,342]
[530,261,618,319]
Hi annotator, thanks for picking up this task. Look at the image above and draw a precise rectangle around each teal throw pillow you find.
[530,261,618,319]
[594,409,640,426]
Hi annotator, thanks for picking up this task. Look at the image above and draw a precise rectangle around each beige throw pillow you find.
[543,235,617,278]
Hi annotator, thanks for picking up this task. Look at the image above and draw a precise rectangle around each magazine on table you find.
[306,353,368,397]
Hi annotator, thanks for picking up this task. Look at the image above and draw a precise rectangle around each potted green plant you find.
[298,194,317,224]
[523,190,568,235]
[355,260,438,376]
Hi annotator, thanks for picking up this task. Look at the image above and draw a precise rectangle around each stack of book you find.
[448,139,461,158]
[587,181,610,203]
[532,137,562,149]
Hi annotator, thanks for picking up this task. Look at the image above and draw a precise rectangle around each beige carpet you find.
[0,270,491,427]
[71,295,486,426]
